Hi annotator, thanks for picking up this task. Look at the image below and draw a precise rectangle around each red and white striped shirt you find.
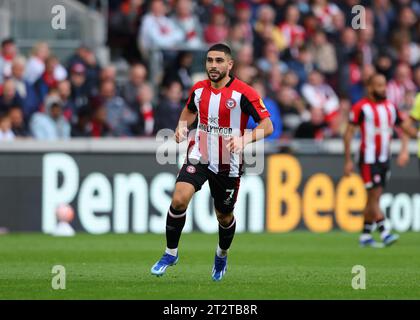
[349,97,402,164]
[185,77,270,177]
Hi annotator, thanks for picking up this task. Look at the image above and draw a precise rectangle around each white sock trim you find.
[216,244,228,258]
[219,217,236,230]
[380,231,390,241]
[168,208,186,219]
[165,247,178,257]
[360,234,373,242]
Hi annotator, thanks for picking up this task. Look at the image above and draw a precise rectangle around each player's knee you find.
[217,212,234,227]
[171,193,190,211]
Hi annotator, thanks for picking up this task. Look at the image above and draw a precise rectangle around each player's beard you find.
[372,91,386,101]
[207,69,227,83]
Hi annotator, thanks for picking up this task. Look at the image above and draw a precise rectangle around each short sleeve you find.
[185,83,200,113]
[186,90,197,112]
[240,91,271,122]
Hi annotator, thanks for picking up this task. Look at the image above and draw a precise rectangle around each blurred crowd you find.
[0,0,420,141]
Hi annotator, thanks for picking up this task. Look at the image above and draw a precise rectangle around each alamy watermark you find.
[351,5,367,30]
[351,265,366,290]
[51,265,66,290]
[155,126,266,175]
[51,5,66,30]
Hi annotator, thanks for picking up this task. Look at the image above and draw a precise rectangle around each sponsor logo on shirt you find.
[198,123,233,137]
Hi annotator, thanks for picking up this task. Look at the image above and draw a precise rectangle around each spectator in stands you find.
[287,45,314,89]
[29,95,71,140]
[282,70,300,91]
[308,29,337,77]
[107,0,143,62]
[10,56,39,119]
[67,45,101,93]
[265,66,283,98]
[121,63,148,110]
[375,52,394,80]
[253,4,287,59]
[392,30,420,67]
[235,43,254,67]
[100,65,118,86]
[387,62,417,109]
[276,85,307,137]
[413,65,420,90]
[235,63,258,85]
[247,79,282,141]
[336,27,358,94]
[154,80,183,133]
[99,80,137,136]
[350,64,376,104]
[372,0,396,46]
[9,105,29,137]
[0,112,15,141]
[279,4,305,49]
[394,5,417,40]
[24,42,50,85]
[134,83,155,136]
[311,0,342,34]
[301,69,340,124]
[71,107,92,137]
[57,80,74,121]
[233,1,253,44]
[228,23,249,53]
[138,0,184,55]
[0,38,17,85]
[204,6,229,45]
[329,9,346,42]
[195,0,216,25]
[294,106,329,140]
[358,26,377,66]
[336,27,357,66]
[33,55,60,104]
[162,51,193,101]
[69,63,91,113]
[171,0,203,49]
[0,79,23,114]
[257,40,288,75]
[91,104,111,137]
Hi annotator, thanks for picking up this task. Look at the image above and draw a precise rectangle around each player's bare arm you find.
[396,131,410,167]
[174,107,197,143]
[400,117,419,140]
[226,117,273,153]
[343,122,357,176]
[396,117,419,167]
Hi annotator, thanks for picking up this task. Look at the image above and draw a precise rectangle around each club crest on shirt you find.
[225,98,236,109]
[186,165,196,174]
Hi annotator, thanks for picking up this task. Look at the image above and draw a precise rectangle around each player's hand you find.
[226,136,246,154]
[397,151,409,167]
[344,159,354,177]
[175,126,188,143]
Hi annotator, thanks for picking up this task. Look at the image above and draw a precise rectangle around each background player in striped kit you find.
[343,73,417,247]
[151,43,273,280]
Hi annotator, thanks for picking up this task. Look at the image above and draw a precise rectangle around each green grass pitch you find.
[0,232,419,299]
